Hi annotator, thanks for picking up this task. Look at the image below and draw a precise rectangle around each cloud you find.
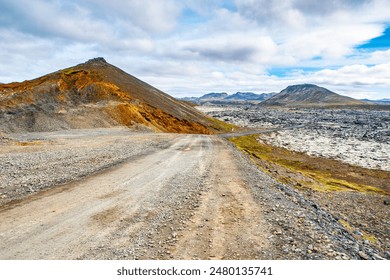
[0,0,116,43]
[0,0,389,99]
[234,0,387,26]
[311,63,390,86]
[86,0,182,33]
[279,24,384,61]
[183,34,277,62]
[369,49,390,63]
[233,0,307,30]
[0,0,182,42]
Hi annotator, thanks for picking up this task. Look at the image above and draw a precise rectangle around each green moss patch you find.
[62,68,87,76]
[206,117,238,133]
[230,134,388,195]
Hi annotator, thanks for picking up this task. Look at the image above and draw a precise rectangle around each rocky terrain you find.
[261,130,389,171]
[199,104,390,258]
[199,105,390,170]
[0,128,387,260]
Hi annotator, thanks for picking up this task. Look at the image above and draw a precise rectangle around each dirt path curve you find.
[0,134,269,259]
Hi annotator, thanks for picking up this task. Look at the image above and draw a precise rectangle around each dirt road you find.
[0,133,270,259]
[0,130,385,259]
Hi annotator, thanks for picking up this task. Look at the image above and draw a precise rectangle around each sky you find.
[0,0,389,99]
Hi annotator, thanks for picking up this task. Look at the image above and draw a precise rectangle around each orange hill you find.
[0,58,216,134]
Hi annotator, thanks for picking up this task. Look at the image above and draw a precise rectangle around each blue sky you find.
[0,0,389,99]
[358,26,390,49]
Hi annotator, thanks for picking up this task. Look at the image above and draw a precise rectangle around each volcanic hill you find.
[0,58,217,134]
[260,84,366,107]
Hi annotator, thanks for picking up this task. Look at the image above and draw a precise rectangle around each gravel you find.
[0,128,176,206]
[0,127,387,259]
[80,136,387,260]
[228,143,387,259]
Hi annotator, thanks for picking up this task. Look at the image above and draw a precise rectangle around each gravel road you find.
[0,129,386,259]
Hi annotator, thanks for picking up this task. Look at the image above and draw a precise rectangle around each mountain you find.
[360,98,390,104]
[181,92,227,103]
[200,92,228,100]
[376,98,390,104]
[260,84,366,107]
[225,92,261,100]
[181,91,276,104]
[0,58,216,134]
[225,92,276,101]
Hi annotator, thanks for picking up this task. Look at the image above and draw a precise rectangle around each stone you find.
[358,251,369,260]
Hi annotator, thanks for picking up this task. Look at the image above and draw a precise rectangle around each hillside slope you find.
[261,84,366,107]
[0,58,215,134]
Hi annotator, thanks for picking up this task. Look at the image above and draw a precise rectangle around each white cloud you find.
[182,33,277,63]
[311,63,390,86]
[1,0,114,42]
[87,0,182,33]
[0,0,389,99]
[366,49,390,64]
[279,24,383,61]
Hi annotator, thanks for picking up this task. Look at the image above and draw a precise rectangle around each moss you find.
[363,233,377,243]
[16,140,44,146]
[206,117,238,133]
[339,219,377,243]
[62,68,86,76]
[229,134,387,195]
[339,219,353,231]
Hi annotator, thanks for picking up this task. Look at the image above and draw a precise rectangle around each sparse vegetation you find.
[206,117,238,133]
[15,140,44,146]
[230,134,387,194]
[62,68,86,76]
[339,219,377,244]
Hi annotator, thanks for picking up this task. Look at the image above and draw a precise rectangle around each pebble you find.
[358,251,369,260]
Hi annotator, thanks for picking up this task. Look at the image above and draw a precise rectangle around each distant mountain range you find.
[360,98,390,104]
[184,84,375,107]
[182,91,277,104]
